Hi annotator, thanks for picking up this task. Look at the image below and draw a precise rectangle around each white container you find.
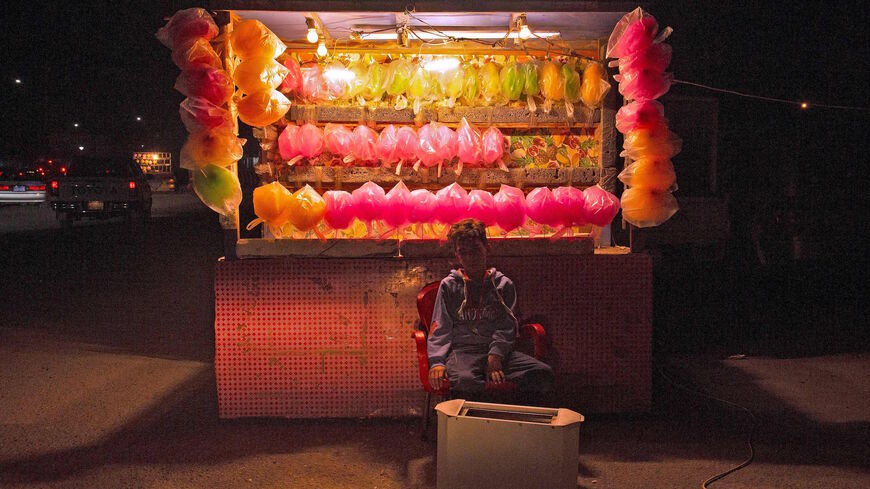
[435,399,584,489]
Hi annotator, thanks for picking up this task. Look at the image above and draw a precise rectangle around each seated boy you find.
[427,219,554,402]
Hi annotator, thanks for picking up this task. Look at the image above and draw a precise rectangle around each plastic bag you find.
[346,59,368,100]
[580,62,611,108]
[351,125,379,166]
[434,123,458,164]
[230,19,286,60]
[156,8,217,50]
[616,42,672,74]
[376,125,400,167]
[434,182,469,225]
[620,186,678,228]
[440,66,464,107]
[180,129,245,169]
[562,60,582,104]
[525,187,562,227]
[395,126,419,163]
[301,64,328,103]
[324,124,354,160]
[539,61,564,102]
[351,181,387,225]
[383,181,413,228]
[192,164,242,216]
[456,118,482,166]
[174,66,233,106]
[461,65,479,106]
[292,123,324,161]
[480,62,501,104]
[614,68,674,101]
[278,124,300,161]
[364,56,386,101]
[279,56,303,94]
[179,97,234,133]
[415,123,440,168]
[606,7,659,59]
[233,57,290,94]
[323,190,355,230]
[247,181,292,236]
[553,186,587,226]
[492,184,526,232]
[481,127,505,169]
[521,61,540,97]
[467,189,497,226]
[500,56,524,101]
[323,61,351,101]
[582,185,620,226]
[618,157,676,192]
[287,184,326,232]
[236,89,291,127]
[410,188,437,224]
[615,100,666,133]
[621,125,682,159]
[386,58,413,97]
[171,37,221,70]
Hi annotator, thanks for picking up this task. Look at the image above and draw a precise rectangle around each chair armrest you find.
[519,323,547,361]
[412,330,433,392]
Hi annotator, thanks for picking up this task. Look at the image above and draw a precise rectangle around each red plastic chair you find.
[412,281,547,439]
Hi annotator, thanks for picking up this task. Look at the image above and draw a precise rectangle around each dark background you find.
[1,0,867,354]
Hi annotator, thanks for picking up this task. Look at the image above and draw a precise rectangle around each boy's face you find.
[455,239,488,280]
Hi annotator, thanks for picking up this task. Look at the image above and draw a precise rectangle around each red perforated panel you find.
[214,254,651,418]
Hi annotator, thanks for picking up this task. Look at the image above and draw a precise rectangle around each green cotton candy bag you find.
[500,56,524,101]
[408,66,428,100]
[364,56,386,100]
[193,164,242,216]
[562,60,582,104]
[386,58,412,96]
[461,65,479,105]
[480,61,501,102]
[521,61,539,96]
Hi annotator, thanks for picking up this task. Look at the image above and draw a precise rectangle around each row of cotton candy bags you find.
[607,7,680,228]
[157,8,243,216]
[274,120,507,176]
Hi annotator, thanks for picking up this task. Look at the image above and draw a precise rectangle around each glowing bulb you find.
[73,123,79,127]
[800,102,808,109]
[15,79,21,84]
[78,146,84,151]
[519,24,531,40]
[307,28,319,43]
[136,116,142,121]
[316,41,328,57]
[423,57,460,73]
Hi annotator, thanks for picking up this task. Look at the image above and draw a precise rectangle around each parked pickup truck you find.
[49,157,152,228]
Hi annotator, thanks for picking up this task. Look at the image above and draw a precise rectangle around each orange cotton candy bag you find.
[230,19,285,60]
[180,129,246,170]
[288,185,327,233]
[620,187,678,228]
[618,158,676,192]
[233,57,290,94]
[621,123,682,160]
[236,89,291,127]
[247,181,293,237]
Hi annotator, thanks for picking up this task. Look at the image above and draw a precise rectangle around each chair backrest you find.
[416,281,441,335]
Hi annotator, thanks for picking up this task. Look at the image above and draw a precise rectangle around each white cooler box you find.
[435,399,584,489]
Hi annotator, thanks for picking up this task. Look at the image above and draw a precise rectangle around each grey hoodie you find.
[427,268,519,368]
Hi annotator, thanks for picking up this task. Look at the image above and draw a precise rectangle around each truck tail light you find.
[0,185,9,191]
[28,185,46,191]
[49,180,59,196]
[128,181,136,190]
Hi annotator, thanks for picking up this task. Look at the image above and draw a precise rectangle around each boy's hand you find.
[429,365,447,390]
[487,354,504,383]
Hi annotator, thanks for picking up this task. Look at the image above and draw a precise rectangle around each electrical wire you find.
[658,366,758,489]
[673,80,870,113]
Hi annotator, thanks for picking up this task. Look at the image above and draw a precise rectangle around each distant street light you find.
[73,123,79,127]
[15,78,21,84]
[136,116,142,121]
[78,146,84,151]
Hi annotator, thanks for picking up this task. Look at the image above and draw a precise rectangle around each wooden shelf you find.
[276,165,600,190]
[287,103,600,127]
[237,236,594,259]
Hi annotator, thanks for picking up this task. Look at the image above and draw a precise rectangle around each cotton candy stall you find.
[608,7,680,228]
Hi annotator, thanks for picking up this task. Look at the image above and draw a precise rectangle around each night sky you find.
[1,1,868,233]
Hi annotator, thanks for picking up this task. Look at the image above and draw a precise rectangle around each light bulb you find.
[316,41,328,57]
[307,28,319,43]
[519,24,532,40]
